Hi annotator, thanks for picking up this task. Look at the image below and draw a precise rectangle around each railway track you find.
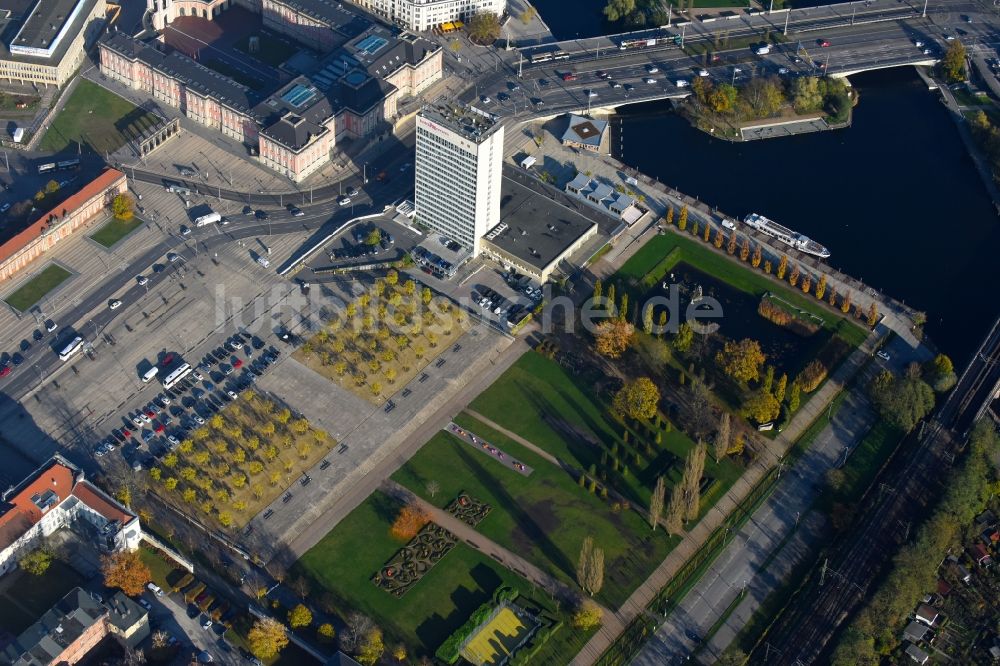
[754,316,1000,665]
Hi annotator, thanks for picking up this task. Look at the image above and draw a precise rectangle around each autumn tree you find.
[317,623,336,643]
[111,193,134,220]
[613,377,660,421]
[288,604,313,628]
[776,255,788,280]
[577,536,605,596]
[774,373,788,403]
[648,476,666,530]
[594,319,635,359]
[102,551,151,596]
[815,275,827,300]
[791,75,823,113]
[740,76,785,117]
[713,228,725,248]
[801,275,812,294]
[390,503,430,541]
[715,338,766,384]
[356,626,385,666]
[664,483,685,535]
[713,412,731,462]
[681,441,707,521]
[740,237,750,262]
[20,548,53,575]
[751,244,762,268]
[727,232,737,255]
[572,598,604,630]
[249,617,289,660]
[707,82,738,113]
[392,644,407,662]
[941,39,967,82]
[678,205,689,231]
[840,292,852,314]
[742,389,781,423]
[866,301,879,327]
[673,321,694,353]
[788,382,801,412]
[925,354,957,392]
[788,264,800,287]
[467,11,501,43]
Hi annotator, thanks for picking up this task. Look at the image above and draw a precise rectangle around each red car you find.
[233,358,243,369]
[154,422,165,433]
[121,428,132,439]
[0,366,10,378]
[818,39,831,47]
[145,410,156,419]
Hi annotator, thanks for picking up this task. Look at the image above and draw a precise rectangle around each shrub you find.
[174,573,195,592]
[797,360,827,393]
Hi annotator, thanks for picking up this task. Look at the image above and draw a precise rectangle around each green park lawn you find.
[90,215,144,248]
[466,352,743,512]
[39,80,161,155]
[5,264,72,311]
[295,491,526,656]
[392,416,676,609]
[616,232,867,348]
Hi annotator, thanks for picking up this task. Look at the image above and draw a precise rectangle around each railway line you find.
[754,316,1000,665]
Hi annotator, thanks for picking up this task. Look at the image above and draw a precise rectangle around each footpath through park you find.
[569,332,878,665]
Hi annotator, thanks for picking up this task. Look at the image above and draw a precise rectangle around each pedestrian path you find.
[570,335,876,664]
[381,479,622,633]
[463,409,561,469]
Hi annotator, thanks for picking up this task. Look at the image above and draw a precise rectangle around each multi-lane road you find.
[0,148,417,409]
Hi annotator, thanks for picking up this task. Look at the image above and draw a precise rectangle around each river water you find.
[610,67,1000,363]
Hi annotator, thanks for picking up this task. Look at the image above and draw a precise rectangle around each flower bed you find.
[446,494,492,527]
[372,523,457,597]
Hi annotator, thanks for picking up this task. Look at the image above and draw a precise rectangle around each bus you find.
[56,158,80,171]
[162,362,192,390]
[528,49,570,64]
[58,336,84,361]
[37,163,56,175]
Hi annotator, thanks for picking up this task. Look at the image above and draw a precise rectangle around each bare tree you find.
[687,379,716,440]
[151,630,169,649]
[290,576,311,599]
[714,412,731,463]
[648,476,666,531]
[343,611,374,652]
[426,480,440,499]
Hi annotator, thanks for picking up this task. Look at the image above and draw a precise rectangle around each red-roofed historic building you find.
[0,455,141,576]
[0,168,127,282]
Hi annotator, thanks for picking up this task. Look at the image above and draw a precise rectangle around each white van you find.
[257,256,270,268]
[194,212,221,227]
[142,366,159,383]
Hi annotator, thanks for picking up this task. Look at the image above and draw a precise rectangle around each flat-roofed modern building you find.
[415,106,503,257]
[351,0,505,32]
[0,0,107,87]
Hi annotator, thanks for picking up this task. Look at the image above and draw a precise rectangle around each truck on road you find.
[195,212,221,227]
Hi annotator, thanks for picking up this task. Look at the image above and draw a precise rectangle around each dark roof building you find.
[1,588,107,666]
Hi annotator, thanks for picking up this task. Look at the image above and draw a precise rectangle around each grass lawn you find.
[5,263,72,311]
[824,420,903,510]
[392,416,676,609]
[616,232,867,348]
[0,560,86,633]
[295,491,529,656]
[90,215,144,248]
[138,545,189,592]
[233,34,297,67]
[39,80,161,155]
[466,351,743,512]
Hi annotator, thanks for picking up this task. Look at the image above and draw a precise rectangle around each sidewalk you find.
[570,334,876,664]
[382,479,622,630]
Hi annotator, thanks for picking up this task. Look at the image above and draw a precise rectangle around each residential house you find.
[915,604,940,627]
[905,643,930,665]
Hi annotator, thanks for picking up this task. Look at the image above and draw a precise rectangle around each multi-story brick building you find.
[0,0,108,87]
[350,0,505,32]
[98,16,441,181]
[0,168,127,283]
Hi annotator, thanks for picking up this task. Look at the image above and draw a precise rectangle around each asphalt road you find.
[0,148,417,408]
